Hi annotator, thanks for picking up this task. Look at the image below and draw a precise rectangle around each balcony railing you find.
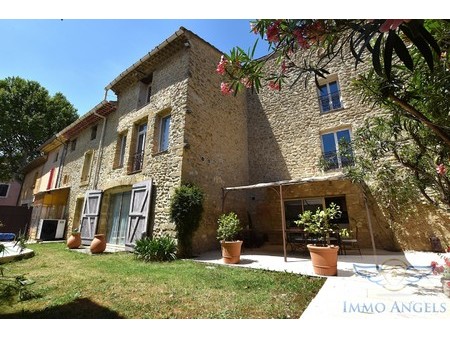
[321,151,354,171]
[131,151,145,172]
[318,91,342,113]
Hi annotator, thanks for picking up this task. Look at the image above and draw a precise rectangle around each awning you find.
[34,186,70,205]
[221,172,377,263]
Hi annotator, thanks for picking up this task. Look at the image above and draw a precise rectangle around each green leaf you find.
[392,33,414,71]
[400,25,434,71]
[372,33,384,77]
[384,31,395,80]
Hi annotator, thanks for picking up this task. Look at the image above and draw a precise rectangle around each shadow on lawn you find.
[0,297,124,319]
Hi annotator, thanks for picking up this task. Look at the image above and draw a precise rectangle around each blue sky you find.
[0,19,270,115]
[0,1,439,116]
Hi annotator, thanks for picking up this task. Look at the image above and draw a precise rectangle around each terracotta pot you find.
[67,232,81,249]
[220,240,243,264]
[442,278,450,298]
[90,234,107,254]
[307,244,339,276]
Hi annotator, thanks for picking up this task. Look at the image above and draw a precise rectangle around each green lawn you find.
[0,243,324,319]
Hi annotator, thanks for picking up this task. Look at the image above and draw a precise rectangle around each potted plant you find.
[67,227,81,249]
[295,202,347,276]
[217,212,243,264]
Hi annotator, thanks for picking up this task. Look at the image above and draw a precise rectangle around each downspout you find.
[92,91,109,190]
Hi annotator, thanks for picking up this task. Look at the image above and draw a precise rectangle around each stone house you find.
[21,27,449,253]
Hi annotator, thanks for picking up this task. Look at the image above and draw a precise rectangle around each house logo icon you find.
[353,258,433,291]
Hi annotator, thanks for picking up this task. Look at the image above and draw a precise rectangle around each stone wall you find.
[181,32,250,253]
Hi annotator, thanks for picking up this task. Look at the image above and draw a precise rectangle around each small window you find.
[318,80,342,113]
[131,122,147,172]
[91,125,98,140]
[62,174,69,185]
[159,115,171,152]
[71,139,77,152]
[81,151,94,184]
[54,151,59,163]
[321,129,353,170]
[0,184,10,198]
[137,74,153,108]
[114,133,127,169]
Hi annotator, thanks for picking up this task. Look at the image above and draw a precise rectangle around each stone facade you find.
[23,27,449,253]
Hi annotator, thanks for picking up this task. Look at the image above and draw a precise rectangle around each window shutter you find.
[79,190,103,245]
[125,179,152,251]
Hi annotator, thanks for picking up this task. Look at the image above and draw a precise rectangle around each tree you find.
[345,20,450,211]
[217,19,450,147]
[170,183,204,258]
[0,77,78,181]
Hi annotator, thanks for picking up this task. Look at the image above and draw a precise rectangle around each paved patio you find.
[193,245,450,320]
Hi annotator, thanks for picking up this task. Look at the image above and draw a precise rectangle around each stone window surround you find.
[127,117,149,174]
[316,73,344,114]
[320,127,353,170]
[80,149,94,186]
[113,131,128,170]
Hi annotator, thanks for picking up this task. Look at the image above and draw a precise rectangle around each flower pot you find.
[442,278,450,298]
[220,240,243,264]
[67,232,81,249]
[307,244,339,276]
[90,234,107,254]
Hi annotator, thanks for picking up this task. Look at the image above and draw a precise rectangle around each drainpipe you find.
[92,92,109,190]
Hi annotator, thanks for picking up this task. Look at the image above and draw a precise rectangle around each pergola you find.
[221,172,377,262]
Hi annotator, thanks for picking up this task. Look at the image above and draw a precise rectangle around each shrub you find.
[134,235,177,262]
[217,212,242,242]
[170,183,204,258]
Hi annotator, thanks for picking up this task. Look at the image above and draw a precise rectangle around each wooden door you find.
[79,190,103,245]
[125,180,152,251]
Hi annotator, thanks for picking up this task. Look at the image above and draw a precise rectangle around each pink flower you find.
[379,19,410,32]
[216,55,227,76]
[268,81,280,91]
[220,82,234,95]
[266,22,280,43]
[293,28,310,49]
[436,164,447,176]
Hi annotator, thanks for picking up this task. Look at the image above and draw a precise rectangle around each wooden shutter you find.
[79,190,103,245]
[125,180,152,251]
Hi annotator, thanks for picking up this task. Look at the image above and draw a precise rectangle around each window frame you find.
[320,128,353,171]
[317,76,343,114]
[158,114,171,153]
[70,138,77,152]
[91,125,98,141]
[80,150,94,185]
[0,183,10,198]
[118,133,127,168]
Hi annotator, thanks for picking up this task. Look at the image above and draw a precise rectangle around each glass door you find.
[107,191,131,246]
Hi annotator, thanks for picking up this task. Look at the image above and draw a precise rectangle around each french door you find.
[107,191,131,246]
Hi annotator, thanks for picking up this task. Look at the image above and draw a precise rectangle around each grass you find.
[0,243,324,319]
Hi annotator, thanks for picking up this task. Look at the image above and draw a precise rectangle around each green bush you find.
[133,235,177,262]
[217,212,243,242]
[170,183,204,258]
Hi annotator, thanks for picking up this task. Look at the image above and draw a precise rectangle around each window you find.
[137,74,153,108]
[91,125,98,140]
[159,115,171,152]
[285,196,348,228]
[80,150,94,184]
[0,184,10,198]
[118,133,127,168]
[114,132,127,169]
[321,129,353,170]
[71,138,77,152]
[53,151,59,163]
[132,123,147,172]
[318,80,342,113]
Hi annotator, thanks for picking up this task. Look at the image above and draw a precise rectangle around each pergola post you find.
[279,185,287,262]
